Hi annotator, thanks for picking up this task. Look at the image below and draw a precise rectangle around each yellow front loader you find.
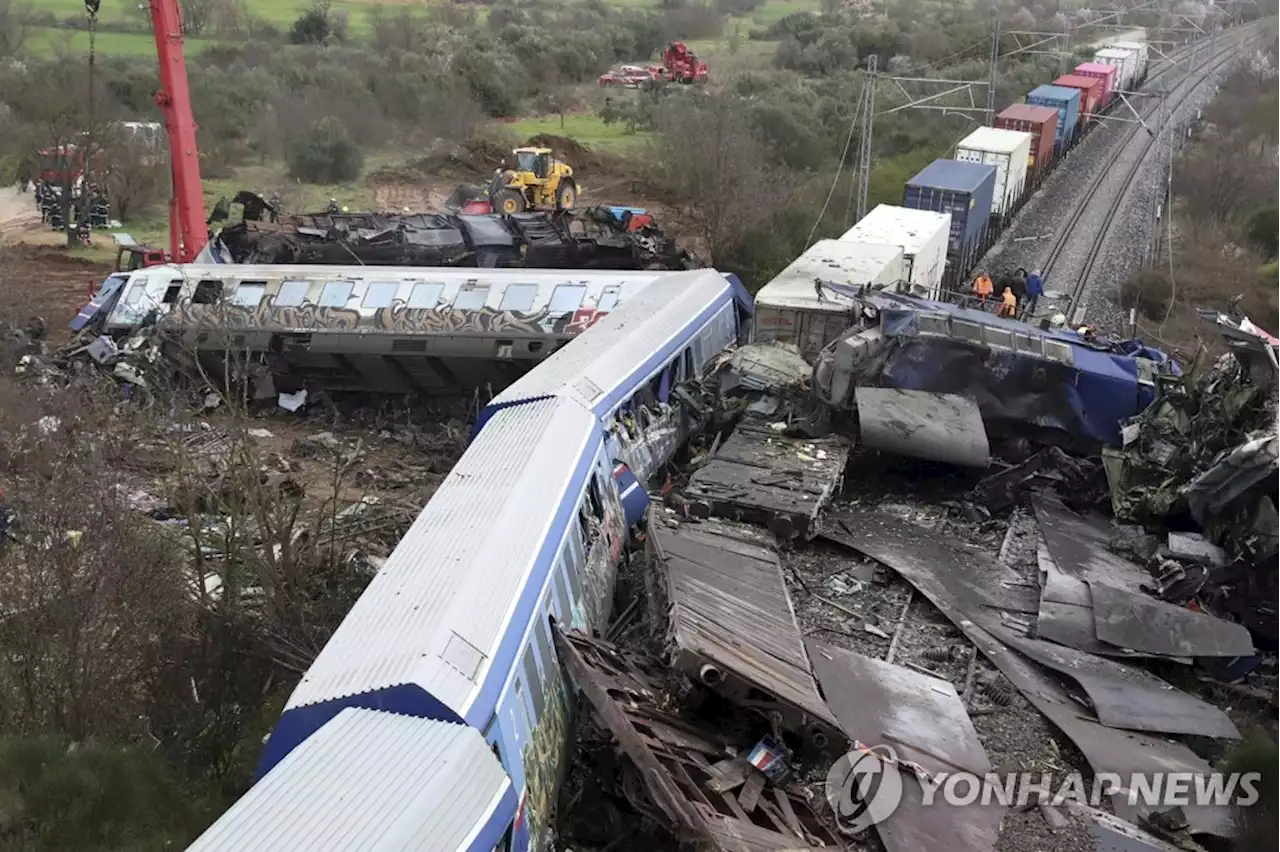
[487,147,578,214]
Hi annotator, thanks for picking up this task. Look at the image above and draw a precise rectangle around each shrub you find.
[1246,204,1278,259]
[286,116,363,183]
[1119,268,1174,322]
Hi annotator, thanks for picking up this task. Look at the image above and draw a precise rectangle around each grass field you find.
[500,114,653,153]
[22,0,821,58]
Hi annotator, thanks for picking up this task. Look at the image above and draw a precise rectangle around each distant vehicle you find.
[37,144,87,185]
[598,41,709,88]
[598,64,659,88]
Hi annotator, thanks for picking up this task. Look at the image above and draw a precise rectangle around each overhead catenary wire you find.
[804,77,865,250]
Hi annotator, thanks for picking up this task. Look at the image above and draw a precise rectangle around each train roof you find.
[485,269,743,419]
[756,239,904,313]
[265,397,598,767]
[190,709,513,852]
[139,263,669,284]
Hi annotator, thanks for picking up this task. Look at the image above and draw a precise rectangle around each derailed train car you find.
[96,264,742,395]
[812,287,1179,450]
[187,270,753,852]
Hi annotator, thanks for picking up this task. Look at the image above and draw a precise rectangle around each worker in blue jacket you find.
[1022,269,1044,319]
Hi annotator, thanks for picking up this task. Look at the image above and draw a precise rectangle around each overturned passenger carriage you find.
[99,264,745,395]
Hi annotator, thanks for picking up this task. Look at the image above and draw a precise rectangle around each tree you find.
[180,0,220,37]
[0,0,31,61]
[101,135,169,222]
[286,116,363,183]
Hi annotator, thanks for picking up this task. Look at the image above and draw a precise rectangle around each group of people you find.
[969,266,1044,320]
[25,178,110,234]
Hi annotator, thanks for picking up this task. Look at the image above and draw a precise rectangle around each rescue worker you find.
[972,270,994,308]
[997,286,1017,318]
[326,197,340,215]
[1010,267,1028,305]
[1023,269,1044,319]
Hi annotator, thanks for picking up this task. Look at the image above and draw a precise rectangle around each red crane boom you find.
[149,0,206,262]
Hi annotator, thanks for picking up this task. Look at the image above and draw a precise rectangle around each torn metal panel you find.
[854,388,991,468]
[1184,433,1278,525]
[554,629,845,852]
[806,640,1002,852]
[684,421,849,540]
[820,515,1234,838]
[1086,580,1254,659]
[1033,494,1254,658]
[654,519,843,745]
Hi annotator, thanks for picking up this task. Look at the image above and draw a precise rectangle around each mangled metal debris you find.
[555,629,845,852]
[807,640,1002,852]
[211,193,698,270]
[682,421,849,540]
[853,387,990,468]
[652,517,844,747]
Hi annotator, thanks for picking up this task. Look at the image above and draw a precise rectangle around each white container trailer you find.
[839,204,950,300]
[753,239,904,359]
[1111,40,1149,81]
[953,127,1032,217]
[1095,47,1137,91]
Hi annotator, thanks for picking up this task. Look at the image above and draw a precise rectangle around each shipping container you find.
[839,204,951,300]
[1025,85,1081,150]
[954,127,1032,216]
[1073,62,1117,107]
[903,160,997,259]
[1095,48,1137,92]
[1112,40,1149,82]
[1053,74,1103,118]
[994,104,1058,174]
[753,239,905,358]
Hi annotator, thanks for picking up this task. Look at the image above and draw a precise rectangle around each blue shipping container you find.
[903,159,997,256]
[1025,85,1081,149]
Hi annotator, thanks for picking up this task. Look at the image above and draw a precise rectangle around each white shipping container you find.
[954,127,1032,217]
[1095,47,1137,91]
[753,239,904,359]
[1112,40,1149,80]
[839,204,950,300]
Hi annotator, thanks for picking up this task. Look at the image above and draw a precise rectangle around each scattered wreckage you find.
[209,192,697,270]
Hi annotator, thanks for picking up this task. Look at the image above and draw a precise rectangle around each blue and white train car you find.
[191,396,629,851]
[476,268,753,505]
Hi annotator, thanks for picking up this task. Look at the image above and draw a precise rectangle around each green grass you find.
[25,25,217,58]
[500,114,653,153]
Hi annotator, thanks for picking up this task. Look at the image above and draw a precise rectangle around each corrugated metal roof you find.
[840,205,950,256]
[285,396,595,718]
[489,269,731,409]
[906,159,997,193]
[757,239,904,311]
[997,103,1058,123]
[1028,84,1082,103]
[1074,62,1117,76]
[957,126,1033,156]
[190,709,512,852]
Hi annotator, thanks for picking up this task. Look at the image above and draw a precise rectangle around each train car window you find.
[597,291,620,312]
[553,568,571,623]
[521,645,545,719]
[453,286,490,310]
[499,283,538,312]
[193,280,223,304]
[547,284,586,313]
[362,282,400,309]
[123,282,145,306]
[318,281,354,307]
[162,280,183,304]
[683,347,694,379]
[587,475,604,521]
[494,823,514,852]
[407,282,444,309]
[277,280,310,306]
[231,283,266,307]
[575,506,591,556]
[564,548,583,606]
[514,679,533,736]
[535,614,556,675]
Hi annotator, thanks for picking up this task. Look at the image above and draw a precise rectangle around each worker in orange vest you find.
[997,286,1017,318]
[972,271,994,308]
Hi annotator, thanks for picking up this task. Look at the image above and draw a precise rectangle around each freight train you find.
[754,32,1162,359]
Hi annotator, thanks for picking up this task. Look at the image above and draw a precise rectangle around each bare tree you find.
[180,0,221,38]
[0,0,31,61]
[101,135,169,222]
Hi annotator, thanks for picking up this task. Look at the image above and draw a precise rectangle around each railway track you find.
[1038,23,1266,323]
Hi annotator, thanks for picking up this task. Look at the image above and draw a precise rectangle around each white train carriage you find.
[195,396,628,851]
[477,268,754,493]
[101,264,671,393]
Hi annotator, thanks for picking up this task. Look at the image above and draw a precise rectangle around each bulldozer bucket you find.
[444,183,486,213]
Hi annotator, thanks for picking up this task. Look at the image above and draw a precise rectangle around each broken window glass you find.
[587,474,604,520]
[192,280,222,304]
[231,283,266,307]
[453,286,490,310]
[548,284,586,314]
[362,282,400,309]
[407,282,443,309]
[553,565,571,618]
[499,283,538,312]
[162,280,183,304]
[276,280,309,306]
[123,283,145,306]
[318,281,353,307]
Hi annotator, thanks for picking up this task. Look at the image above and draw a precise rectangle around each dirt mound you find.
[523,134,613,176]
[370,137,510,184]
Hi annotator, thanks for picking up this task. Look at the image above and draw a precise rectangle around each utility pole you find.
[986,12,1000,123]
[854,54,877,223]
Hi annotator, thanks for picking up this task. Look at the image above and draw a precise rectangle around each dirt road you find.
[0,185,42,238]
